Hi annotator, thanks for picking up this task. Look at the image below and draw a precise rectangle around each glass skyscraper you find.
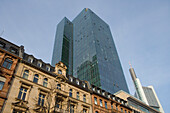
[52,8,129,94]
[51,17,73,75]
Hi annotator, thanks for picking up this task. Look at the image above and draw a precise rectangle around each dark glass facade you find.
[51,17,73,75]
[52,9,129,94]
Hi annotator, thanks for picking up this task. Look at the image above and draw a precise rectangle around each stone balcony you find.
[55,88,68,97]
[54,108,69,113]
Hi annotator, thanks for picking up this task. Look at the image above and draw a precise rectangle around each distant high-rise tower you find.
[52,8,129,94]
[129,64,164,113]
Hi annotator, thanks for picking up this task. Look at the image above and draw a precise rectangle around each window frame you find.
[100,99,103,107]
[17,87,28,101]
[121,108,123,112]
[105,101,107,109]
[23,70,29,79]
[33,74,39,83]
[0,81,5,90]
[70,104,74,113]
[69,89,72,97]
[2,58,13,69]
[94,97,97,105]
[43,78,48,87]
[76,92,79,100]
[38,93,45,106]
[83,94,86,102]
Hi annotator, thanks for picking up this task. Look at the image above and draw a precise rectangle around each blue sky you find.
[0,0,169,112]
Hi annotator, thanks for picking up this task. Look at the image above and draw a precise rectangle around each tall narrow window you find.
[69,89,72,97]
[57,84,61,90]
[38,93,45,106]
[121,108,123,112]
[77,92,79,100]
[105,101,107,109]
[83,94,86,102]
[111,104,113,109]
[2,58,13,69]
[0,77,6,90]
[0,81,5,90]
[94,97,97,105]
[33,74,39,83]
[18,87,27,101]
[70,105,74,113]
[23,70,29,79]
[100,99,103,107]
[43,78,48,87]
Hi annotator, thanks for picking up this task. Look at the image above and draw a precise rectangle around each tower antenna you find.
[129,61,132,68]
[0,29,4,36]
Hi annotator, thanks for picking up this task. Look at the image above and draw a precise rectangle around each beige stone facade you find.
[2,58,92,113]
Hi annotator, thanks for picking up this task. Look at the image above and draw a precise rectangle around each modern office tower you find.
[129,64,149,105]
[52,8,129,94]
[51,17,73,75]
[129,64,164,113]
[143,86,165,113]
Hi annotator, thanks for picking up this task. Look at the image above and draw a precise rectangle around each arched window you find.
[69,89,72,97]
[2,58,13,69]
[23,70,29,79]
[95,111,98,113]
[43,78,48,87]
[33,74,39,83]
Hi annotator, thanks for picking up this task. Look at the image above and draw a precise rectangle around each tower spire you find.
[129,61,132,68]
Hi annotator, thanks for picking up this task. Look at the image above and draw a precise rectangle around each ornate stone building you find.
[0,37,23,112]
[1,42,92,113]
